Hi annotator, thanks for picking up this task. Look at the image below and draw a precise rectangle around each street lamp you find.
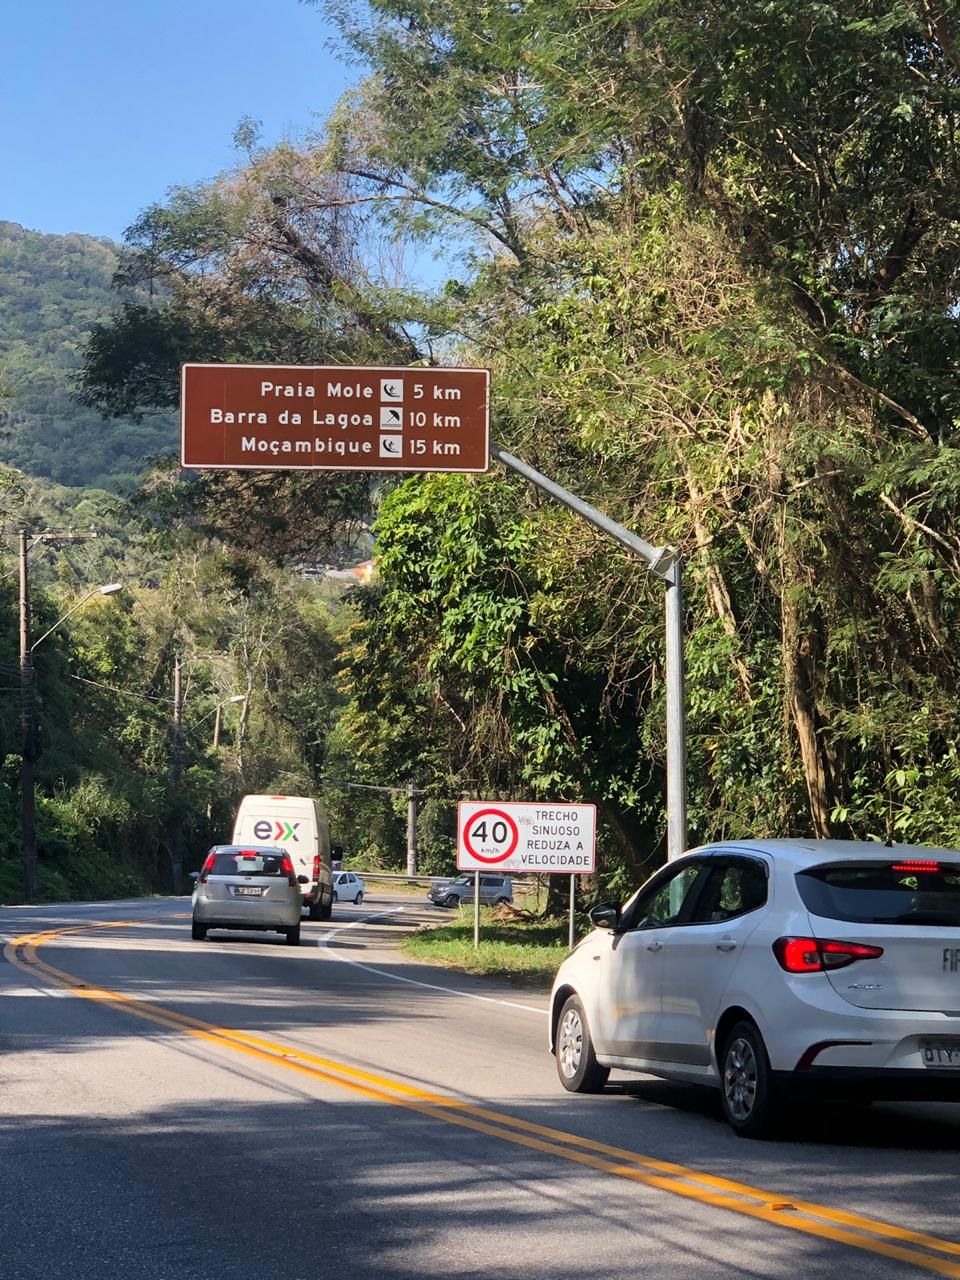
[212,695,247,750]
[169,677,247,893]
[199,695,248,827]
[29,583,123,652]
[19,546,123,898]
[182,693,247,747]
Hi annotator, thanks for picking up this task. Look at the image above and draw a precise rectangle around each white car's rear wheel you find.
[354,891,363,904]
[720,1021,781,1138]
[556,995,609,1094]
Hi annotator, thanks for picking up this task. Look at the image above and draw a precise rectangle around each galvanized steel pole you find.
[170,655,185,895]
[663,558,688,859]
[490,445,688,861]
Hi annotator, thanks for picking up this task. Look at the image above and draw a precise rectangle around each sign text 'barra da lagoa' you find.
[180,363,490,474]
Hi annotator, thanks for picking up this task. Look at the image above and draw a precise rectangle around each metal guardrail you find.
[345,870,537,895]
[339,871,436,883]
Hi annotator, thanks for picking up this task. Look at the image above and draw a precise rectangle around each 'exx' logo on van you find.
[253,820,301,842]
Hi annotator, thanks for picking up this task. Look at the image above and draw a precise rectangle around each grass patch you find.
[359,876,436,897]
[401,911,571,986]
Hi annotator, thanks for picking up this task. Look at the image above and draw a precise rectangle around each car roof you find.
[685,838,960,866]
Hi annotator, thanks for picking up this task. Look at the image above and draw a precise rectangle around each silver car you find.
[428,873,513,908]
[192,845,304,945]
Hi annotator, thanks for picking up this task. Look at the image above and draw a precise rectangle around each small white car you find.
[332,871,365,904]
[549,839,960,1137]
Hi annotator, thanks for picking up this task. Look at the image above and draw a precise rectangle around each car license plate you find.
[234,886,263,897]
[920,1040,960,1068]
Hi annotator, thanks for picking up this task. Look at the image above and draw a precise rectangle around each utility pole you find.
[15,529,106,898]
[170,655,185,894]
[406,779,418,877]
[19,531,37,899]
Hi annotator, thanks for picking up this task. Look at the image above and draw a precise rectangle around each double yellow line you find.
[8,921,960,1276]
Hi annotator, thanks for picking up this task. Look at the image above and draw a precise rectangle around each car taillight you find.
[773,936,884,973]
[199,853,215,884]
[892,860,940,873]
[282,855,296,886]
[312,855,320,882]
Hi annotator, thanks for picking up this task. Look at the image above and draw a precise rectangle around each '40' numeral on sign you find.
[471,819,510,844]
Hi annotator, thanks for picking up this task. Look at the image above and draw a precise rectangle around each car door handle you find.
[716,939,737,952]
[646,941,663,952]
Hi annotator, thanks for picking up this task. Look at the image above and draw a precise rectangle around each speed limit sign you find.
[457,801,596,873]
[461,808,520,863]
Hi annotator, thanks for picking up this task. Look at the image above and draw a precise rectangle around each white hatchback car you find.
[550,840,960,1137]
[332,870,365,904]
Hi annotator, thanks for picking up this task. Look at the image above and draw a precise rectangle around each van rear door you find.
[233,797,315,877]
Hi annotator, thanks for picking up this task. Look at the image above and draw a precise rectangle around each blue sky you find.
[4,0,356,243]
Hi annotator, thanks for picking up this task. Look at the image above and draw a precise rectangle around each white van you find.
[232,795,334,920]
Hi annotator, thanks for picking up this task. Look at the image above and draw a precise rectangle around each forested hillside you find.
[0,221,175,489]
[0,460,402,903]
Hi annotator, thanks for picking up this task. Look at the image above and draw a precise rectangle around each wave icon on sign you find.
[381,379,404,402]
[379,435,403,458]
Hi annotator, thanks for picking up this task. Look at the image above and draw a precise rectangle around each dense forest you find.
[0,222,175,489]
[2,0,960,903]
[0,464,408,902]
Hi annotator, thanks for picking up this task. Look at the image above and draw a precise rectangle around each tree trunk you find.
[780,594,834,837]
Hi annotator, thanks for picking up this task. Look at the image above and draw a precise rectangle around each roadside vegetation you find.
[402,909,576,986]
[2,2,959,903]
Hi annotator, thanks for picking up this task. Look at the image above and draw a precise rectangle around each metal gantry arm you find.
[489,444,688,861]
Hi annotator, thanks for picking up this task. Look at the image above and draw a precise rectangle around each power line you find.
[68,673,169,704]
[321,776,422,796]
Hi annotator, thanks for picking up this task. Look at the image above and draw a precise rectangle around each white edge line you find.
[318,907,548,1017]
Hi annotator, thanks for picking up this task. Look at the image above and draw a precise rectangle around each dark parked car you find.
[428,874,513,908]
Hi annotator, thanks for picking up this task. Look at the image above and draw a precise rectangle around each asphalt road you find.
[3,892,960,1280]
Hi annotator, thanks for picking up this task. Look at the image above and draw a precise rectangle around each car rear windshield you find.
[796,860,960,926]
[211,852,287,877]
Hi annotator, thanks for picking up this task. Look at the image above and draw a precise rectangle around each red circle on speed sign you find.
[463,808,520,863]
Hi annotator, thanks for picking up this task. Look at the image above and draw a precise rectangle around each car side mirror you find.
[589,901,621,931]
[297,875,309,885]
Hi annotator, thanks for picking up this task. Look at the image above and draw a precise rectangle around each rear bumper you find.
[778,1066,960,1102]
[193,899,300,928]
[757,974,960,1072]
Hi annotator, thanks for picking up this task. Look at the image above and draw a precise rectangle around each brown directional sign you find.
[180,363,490,473]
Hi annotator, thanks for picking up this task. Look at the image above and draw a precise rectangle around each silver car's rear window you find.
[796,860,960,926]
[211,852,287,877]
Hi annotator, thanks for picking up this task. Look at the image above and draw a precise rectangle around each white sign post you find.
[456,802,597,950]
